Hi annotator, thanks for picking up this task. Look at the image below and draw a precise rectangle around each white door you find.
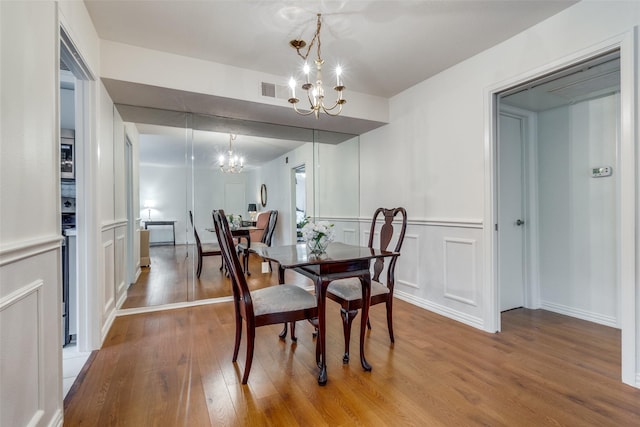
[498,112,525,311]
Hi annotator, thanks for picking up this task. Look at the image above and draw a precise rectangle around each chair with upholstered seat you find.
[326,207,407,363]
[240,210,278,275]
[189,210,222,278]
[212,209,318,384]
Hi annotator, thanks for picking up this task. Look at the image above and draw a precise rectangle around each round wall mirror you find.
[260,184,267,207]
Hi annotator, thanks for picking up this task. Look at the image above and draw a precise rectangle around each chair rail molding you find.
[0,235,63,267]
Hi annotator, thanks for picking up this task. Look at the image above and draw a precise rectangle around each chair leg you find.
[244,249,251,276]
[367,318,372,330]
[242,323,255,384]
[340,307,358,364]
[196,254,202,278]
[232,315,242,362]
[290,321,297,342]
[386,299,395,343]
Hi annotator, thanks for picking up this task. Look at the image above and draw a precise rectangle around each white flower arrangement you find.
[227,214,241,230]
[301,220,335,253]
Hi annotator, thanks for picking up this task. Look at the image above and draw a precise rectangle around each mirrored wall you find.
[117,105,360,309]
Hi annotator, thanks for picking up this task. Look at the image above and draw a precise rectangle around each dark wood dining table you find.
[252,242,399,385]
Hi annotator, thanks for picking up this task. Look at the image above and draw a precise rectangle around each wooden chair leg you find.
[232,315,242,362]
[242,324,255,384]
[367,318,372,330]
[340,307,358,364]
[196,254,202,278]
[386,299,395,343]
[244,249,251,275]
[290,321,297,342]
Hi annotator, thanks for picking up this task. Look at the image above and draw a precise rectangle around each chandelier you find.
[287,13,346,118]
[218,134,244,173]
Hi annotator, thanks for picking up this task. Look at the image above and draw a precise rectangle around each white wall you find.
[0,2,64,426]
[359,1,639,386]
[538,95,619,326]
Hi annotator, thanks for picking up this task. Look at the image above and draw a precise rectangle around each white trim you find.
[0,279,43,310]
[484,31,638,385]
[540,301,618,328]
[618,27,638,388]
[101,220,128,231]
[46,408,63,427]
[116,295,234,316]
[394,290,484,330]
[323,216,484,229]
[0,235,62,267]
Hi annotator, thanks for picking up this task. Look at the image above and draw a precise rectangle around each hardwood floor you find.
[122,245,301,308]
[65,253,640,426]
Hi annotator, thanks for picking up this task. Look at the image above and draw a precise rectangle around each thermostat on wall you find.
[591,166,613,178]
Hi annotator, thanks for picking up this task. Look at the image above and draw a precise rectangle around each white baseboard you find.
[394,289,485,331]
[101,308,117,345]
[540,300,618,328]
[48,408,63,427]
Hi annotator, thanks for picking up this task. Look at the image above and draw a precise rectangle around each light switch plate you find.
[591,166,612,178]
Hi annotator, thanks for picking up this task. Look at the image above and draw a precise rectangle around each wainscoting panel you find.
[115,226,127,308]
[443,237,477,306]
[0,280,44,427]
[397,234,419,289]
[342,228,357,245]
[103,238,115,317]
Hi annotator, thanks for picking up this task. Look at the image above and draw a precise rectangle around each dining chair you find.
[189,210,222,278]
[212,209,318,384]
[240,210,278,274]
[326,207,407,363]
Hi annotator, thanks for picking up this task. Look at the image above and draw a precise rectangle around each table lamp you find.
[144,200,155,220]
[248,203,257,221]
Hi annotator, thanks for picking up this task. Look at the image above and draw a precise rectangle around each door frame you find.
[497,104,540,311]
[484,32,637,387]
[60,23,100,352]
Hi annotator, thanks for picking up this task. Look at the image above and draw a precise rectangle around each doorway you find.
[293,164,306,242]
[496,51,621,324]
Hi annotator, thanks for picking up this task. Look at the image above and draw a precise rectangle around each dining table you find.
[251,242,399,385]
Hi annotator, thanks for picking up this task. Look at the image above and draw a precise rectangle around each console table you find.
[144,220,177,246]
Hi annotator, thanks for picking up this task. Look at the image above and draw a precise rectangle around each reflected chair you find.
[189,210,222,278]
[326,207,407,363]
[212,209,318,384]
[240,210,278,275]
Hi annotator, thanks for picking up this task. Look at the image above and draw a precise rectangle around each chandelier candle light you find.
[219,134,244,173]
[288,13,346,118]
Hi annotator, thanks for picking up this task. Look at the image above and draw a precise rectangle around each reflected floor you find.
[122,244,312,309]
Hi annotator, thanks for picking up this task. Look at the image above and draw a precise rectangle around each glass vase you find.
[307,238,329,254]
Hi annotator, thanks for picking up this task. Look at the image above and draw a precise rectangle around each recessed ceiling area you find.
[500,51,621,112]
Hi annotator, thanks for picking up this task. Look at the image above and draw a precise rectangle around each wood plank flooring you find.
[65,250,640,426]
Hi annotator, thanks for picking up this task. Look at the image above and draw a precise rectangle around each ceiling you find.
[82,1,578,164]
[85,0,576,99]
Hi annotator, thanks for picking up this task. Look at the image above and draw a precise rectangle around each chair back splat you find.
[370,207,407,286]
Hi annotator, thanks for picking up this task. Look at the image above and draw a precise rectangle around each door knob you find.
[516,219,525,226]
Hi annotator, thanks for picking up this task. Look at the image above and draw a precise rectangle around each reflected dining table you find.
[206,226,263,273]
[252,242,399,385]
